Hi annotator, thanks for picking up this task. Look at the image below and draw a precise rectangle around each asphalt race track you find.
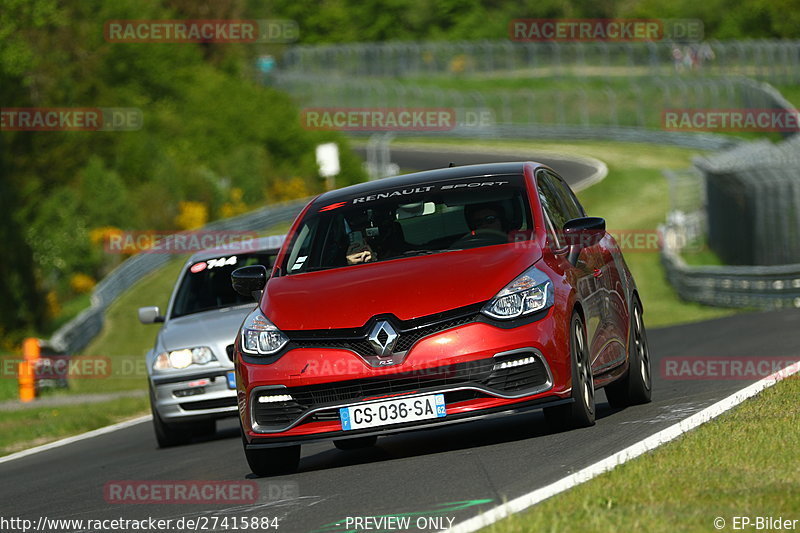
[2,148,798,533]
[2,311,799,533]
[353,145,599,188]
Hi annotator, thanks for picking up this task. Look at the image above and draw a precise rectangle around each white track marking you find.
[0,415,151,465]
[446,360,800,533]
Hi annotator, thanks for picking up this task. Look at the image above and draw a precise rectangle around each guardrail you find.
[48,199,307,355]
[660,169,800,309]
[277,39,800,84]
[660,244,800,309]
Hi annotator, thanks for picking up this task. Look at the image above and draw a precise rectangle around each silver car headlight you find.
[240,309,288,356]
[482,265,554,320]
[153,346,216,370]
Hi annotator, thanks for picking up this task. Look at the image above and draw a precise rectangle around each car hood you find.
[263,243,541,330]
[159,304,257,355]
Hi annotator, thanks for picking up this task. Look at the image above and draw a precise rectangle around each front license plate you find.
[226,371,236,389]
[339,394,446,431]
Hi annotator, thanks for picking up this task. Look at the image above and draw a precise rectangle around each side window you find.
[286,220,315,272]
[546,170,585,220]
[537,171,569,224]
[536,171,568,249]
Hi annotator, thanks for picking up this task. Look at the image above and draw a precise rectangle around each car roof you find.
[313,162,537,206]
[187,234,286,263]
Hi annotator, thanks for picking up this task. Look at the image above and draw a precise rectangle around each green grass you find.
[487,375,800,533]
[392,138,738,327]
[682,245,726,267]
[43,292,93,336]
[0,395,150,456]
[774,84,800,107]
[0,359,19,401]
[0,260,183,454]
[75,257,186,394]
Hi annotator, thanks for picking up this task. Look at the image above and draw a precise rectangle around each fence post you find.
[19,337,39,402]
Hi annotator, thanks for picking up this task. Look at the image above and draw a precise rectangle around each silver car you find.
[139,236,284,447]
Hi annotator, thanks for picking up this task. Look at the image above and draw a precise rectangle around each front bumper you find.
[150,368,238,422]
[239,311,572,443]
[245,395,572,449]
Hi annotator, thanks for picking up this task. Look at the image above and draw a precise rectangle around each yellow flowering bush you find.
[175,201,208,230]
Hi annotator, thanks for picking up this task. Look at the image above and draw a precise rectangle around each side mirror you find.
[563,217,606,265]
[232,265,268,300]
[138,306,164,324]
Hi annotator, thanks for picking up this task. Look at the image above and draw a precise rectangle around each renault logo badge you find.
[368,320,398,357]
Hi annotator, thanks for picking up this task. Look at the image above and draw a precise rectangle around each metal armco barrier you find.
[277,40,800,85]
[660,243,800,309]
[661,168,800,309]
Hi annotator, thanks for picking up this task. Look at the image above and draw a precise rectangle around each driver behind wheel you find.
[464,202,507,234]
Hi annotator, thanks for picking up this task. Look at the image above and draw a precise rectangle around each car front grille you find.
[251,353,550,429]
[283,305,483,357]
[288,315,478,356]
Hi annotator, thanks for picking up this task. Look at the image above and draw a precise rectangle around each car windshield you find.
[171,251,277,318]
[283,174,533,275]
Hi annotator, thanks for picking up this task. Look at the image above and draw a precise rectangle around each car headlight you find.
[482,265,553,320]
[240,309,288,356]
[153,347,216,370]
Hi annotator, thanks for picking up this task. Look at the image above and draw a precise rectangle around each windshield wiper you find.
[400,248,457,257]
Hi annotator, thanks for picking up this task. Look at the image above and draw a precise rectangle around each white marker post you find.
[316,142,340,191]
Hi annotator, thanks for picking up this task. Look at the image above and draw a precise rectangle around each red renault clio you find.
[231,162,651,476]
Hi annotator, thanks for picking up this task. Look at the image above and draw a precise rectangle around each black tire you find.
[543,312,596,430]
[333,435,378,450]
[152,402,191,447]
[243,444,301,477]
[187,419,216,438]
[605,299,652,407]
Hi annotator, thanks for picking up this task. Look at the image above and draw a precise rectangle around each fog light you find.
[494,356,537,371]
[257,394,293,403]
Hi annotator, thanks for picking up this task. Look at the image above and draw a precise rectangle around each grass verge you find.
[0,261,181,455]
[0,395,149,457]
[487,374,800,533]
